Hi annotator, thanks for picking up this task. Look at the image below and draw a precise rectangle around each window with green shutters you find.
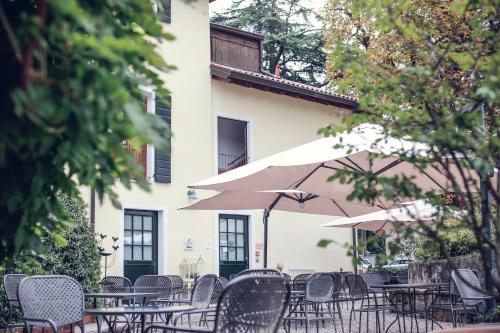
[155,96,171,183]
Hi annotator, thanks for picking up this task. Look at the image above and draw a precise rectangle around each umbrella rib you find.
[416,167,447,192]
[335,160,363,172]
[345,156,367,172]
[292,163,325,189]
[268,193,285,211]
[374,159,403,175]
[330,199,350,217]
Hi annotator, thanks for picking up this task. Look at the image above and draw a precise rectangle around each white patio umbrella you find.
[321,200,440,232]
[181,190,381,268]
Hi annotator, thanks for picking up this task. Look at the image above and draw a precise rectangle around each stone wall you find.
[409,253,484,287]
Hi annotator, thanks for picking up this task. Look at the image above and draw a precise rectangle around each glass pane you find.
[143,231,152,245]
[124,246,132,260]
[228,219,236,232]
[125,215,132,229]
[143,216,152,230]
[124,231,132,245]
[133,231,142,245]
[133,216,142,230]
[236,219,244,233]
[219,219,227,232]
[220,248,228,261]
[143,246,152,261]
[219,233,227,246]
[228,233,236,247]
[237,247,244,261]
[237,234,244,246]
[228,247,236,261]
[133,246,142,260]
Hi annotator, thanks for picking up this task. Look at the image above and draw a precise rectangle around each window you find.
[217,117,248,174]
[124,211,156,261]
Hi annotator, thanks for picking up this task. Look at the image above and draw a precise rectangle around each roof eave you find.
[211,64,358,110]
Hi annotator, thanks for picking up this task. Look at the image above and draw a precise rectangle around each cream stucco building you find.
[87,0,358,281]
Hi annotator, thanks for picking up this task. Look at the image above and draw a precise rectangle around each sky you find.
[209,0,326,25]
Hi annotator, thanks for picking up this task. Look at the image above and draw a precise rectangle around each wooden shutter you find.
[155,96,171,183]
[162,0,171,23]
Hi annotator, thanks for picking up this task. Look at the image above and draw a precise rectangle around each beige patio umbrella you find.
[320,200,440,232]
[181,189,381,268]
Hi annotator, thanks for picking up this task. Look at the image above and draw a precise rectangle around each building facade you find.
[87,0,358,281]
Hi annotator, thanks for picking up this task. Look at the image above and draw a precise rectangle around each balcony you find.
[218,153,247,174]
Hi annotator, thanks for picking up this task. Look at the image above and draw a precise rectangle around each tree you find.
[212,0,328,87]
[0,0,172,265]
[321,0,499,293]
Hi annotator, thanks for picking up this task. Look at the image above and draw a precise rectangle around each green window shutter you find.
[155,96,171,183]
[162,0,171,23]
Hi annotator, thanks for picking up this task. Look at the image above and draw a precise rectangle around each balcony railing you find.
[218,153,247,174]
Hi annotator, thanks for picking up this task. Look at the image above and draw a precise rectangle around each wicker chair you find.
[235,268,282,277]
[134,275,172,303]
[167,275,185,299]
[451,269,491,325]
[292,273,311,292]
[100,276,133,292]
[3,273,27,323]
[210,277,229,305]
[144,275,290,332]
[17,275,84,333]
[284,273,340,332]
[346,274,388,333]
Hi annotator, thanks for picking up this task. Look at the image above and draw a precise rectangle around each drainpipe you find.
[90,187,96,232]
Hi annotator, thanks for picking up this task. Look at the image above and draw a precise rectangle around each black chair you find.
[144,275,290,332]
[18,275,85,333]
[210,277,229,305]
[346,274,388,333]
[450,269,491,325]
[167,275,185,299]
[134,275,172,303]
[3,273,27,323]
[292,273,311,292]
[282,273,292,284]
[235,268,282,277]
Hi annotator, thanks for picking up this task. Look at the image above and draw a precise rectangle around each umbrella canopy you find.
[321,200,439,231]
[181,190,380,216]
[190,124,483,199]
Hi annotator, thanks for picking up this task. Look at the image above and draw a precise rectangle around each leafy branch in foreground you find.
[0,0,173,265]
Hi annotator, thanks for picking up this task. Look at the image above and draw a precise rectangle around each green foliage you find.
[0,194,101,324]
[212,0,328,87]
[321,0,499,289]
[415,228,479,261]
[0,0,172,264]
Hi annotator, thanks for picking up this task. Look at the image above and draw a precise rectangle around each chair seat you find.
[146,324,212,333]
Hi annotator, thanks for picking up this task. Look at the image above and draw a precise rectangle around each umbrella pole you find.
[263,208,270,268]
[352,228,358,274]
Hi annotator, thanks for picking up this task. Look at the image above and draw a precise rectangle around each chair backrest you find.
[166,275,184,290]
[306,273,334,303]
[191,274,217,309]
[360,272,389,288]
[292,273,311,292]
[235,269,282,277]
[214,275,290,333]
[211,277,230,304]
[229,274,237,280]
[134,275,172,299]
[397,270,409,284]
[282,273,292,284]
[329,272,343,295]
[345,274,368,299]
[3,273,27,307]
[100,276,132,293]
[451,269,485,306]
[18,275,84,328]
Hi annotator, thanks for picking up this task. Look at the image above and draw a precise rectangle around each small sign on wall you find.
[184,237,194,250]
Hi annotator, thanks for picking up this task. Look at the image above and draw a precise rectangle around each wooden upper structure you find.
[209,23,357,109]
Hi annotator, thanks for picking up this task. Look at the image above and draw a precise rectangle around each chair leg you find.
[348,309,354,333]
[337,300,345,333]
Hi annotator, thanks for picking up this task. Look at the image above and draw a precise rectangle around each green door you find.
[219,214,249,278]
[124,210,158,283]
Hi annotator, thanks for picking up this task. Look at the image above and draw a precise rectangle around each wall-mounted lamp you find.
[187,188,198,200]
[299,201,305,209]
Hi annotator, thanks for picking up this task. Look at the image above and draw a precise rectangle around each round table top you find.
[85,305,194,315]
[370,282,449,289]
[84,292,158,298]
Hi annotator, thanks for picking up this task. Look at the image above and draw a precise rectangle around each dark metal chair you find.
[451,269,491,325]
[346,274,388,333]
[134,275,172,303]
[210,277,229,305]
[360,272,389,289]
[3,273,27,323]
[396,270,409,284]
[17,275,85,333]
[235,268,282,277]
[284,273,340,332]
[100,276,133,292]
[145,275,290,332]
[167,275,185,299]
[282,273,292,284]
[292,273,311,292]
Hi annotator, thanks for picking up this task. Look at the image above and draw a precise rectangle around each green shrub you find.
[415,227,479,261]
[0,195,101,324]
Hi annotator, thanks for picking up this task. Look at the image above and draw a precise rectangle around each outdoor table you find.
[371,282,449,333]
[85,292,159,308]
[85,304,195,333]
